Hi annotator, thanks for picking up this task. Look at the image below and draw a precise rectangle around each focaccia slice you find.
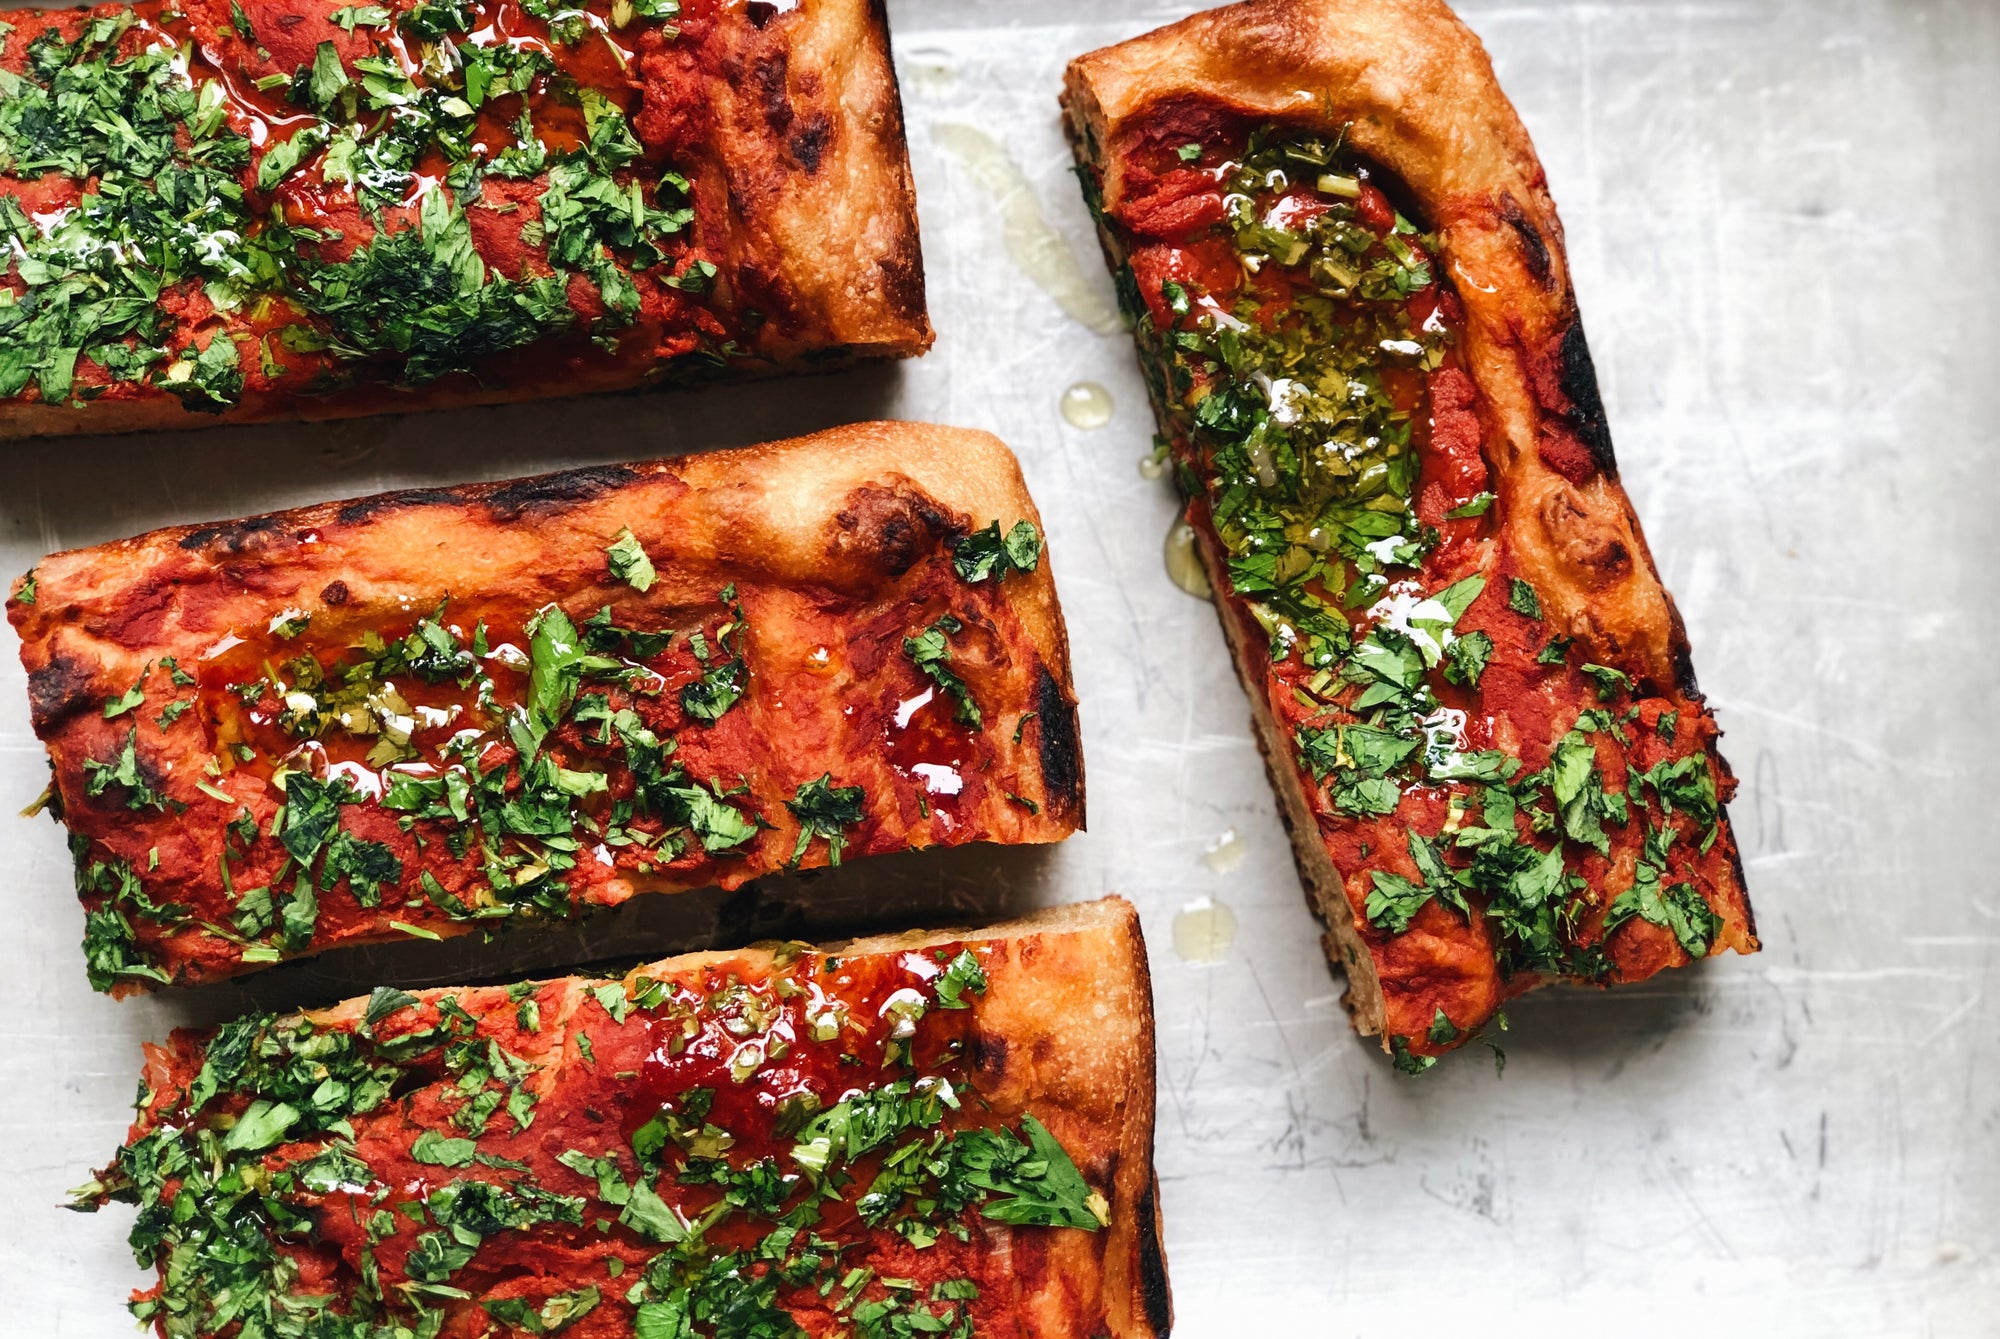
[8,422,1082,991]
[1063,0,1755,1067]
[0,0,929,439]
[77,897,1171,1339]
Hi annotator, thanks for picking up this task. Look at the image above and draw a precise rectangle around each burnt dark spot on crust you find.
[831,483,965,577]
[788,115,831,174]
[483,466,641,522]
[877,249,927,328]
[969,1030,1009,1086]
[27,653,98,732]
[1664,595,1703,699]
[335,489,461,526]
[1671,641,1700,698]
[1499,194,1552,289]
[1136,1177,1174,1336]
[744,0,780,26]
[753,50,792,135]
[1592,538,1632,580]
[176,513,284,554]
[319,580,350,607]
[1558,321,1619,477]
[1033,664,1084,825]
[1721,809,1756,940]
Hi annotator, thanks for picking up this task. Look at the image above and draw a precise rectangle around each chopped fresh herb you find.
[363,986,421,1029]
[410,1130,478,1167]
[329,4,393,30]
[952,520,1042,583]
[680,659,744,724]
[1442,629,1493,689]
[277,773,352,866]
[83,728,164,811]
[606,528,657,592]
[1507,578,1543,619]
[903,615,981,726]
[1390,1036,1437,1075]
[786,774,865,866]
[1604,863,1722,960]
[103,678,146,719]
[933,950,987,1009]
[1581,662,1632,701]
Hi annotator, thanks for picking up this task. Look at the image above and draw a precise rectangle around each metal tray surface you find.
[0,1,1993,1333]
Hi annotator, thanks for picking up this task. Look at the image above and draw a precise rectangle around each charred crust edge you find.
[1720,809,1757,941]
[335,489,463,526]
[1498,194,1553,289]
[482,465,644,521]
[176,513,284,554]
[27,653,99,733]
[867,0,929,333]
[168,464,653,558]
[1033,664,1085,825]
[1557,321,1618,478]
[1135,1175,1174,1336]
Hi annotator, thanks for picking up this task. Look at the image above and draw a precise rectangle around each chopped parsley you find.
[786,774,866,867]
[606,527,657,592]
[1507,578,1543,619]
[81,937,1104,1335]
[0,2,722,410]
[1094,120,1739,1064]
[903,614,981,726]
[951,520,1042,583]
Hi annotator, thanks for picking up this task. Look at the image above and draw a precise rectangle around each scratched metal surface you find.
[1,0,1994,1332]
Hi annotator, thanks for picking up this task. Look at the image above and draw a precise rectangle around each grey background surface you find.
[1,0,1994,1332]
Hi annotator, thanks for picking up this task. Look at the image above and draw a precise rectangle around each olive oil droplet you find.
[1059,381,1113,429]
[1173,896,1238,964]
[1203,827,1245,874]
[931,123,1123,335]
[1163,518,1214,600]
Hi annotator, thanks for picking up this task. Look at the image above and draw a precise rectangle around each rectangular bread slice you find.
[0,0,930,439]
[8,421,1082,991]
[78,897,1171,1339]
[1062,0,1756,1068]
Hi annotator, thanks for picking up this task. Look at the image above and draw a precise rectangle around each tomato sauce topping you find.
[0,0,760,414]
[1094,113,1742,1060]
[102,937,1111,1336]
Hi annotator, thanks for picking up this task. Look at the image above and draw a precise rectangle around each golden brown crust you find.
[1064,0,1756,1050]
[0,0,931,441]
[706,0,932,361]
[9,422,1084,990]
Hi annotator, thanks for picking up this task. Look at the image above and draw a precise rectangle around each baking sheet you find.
[2,0,1995,1332]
